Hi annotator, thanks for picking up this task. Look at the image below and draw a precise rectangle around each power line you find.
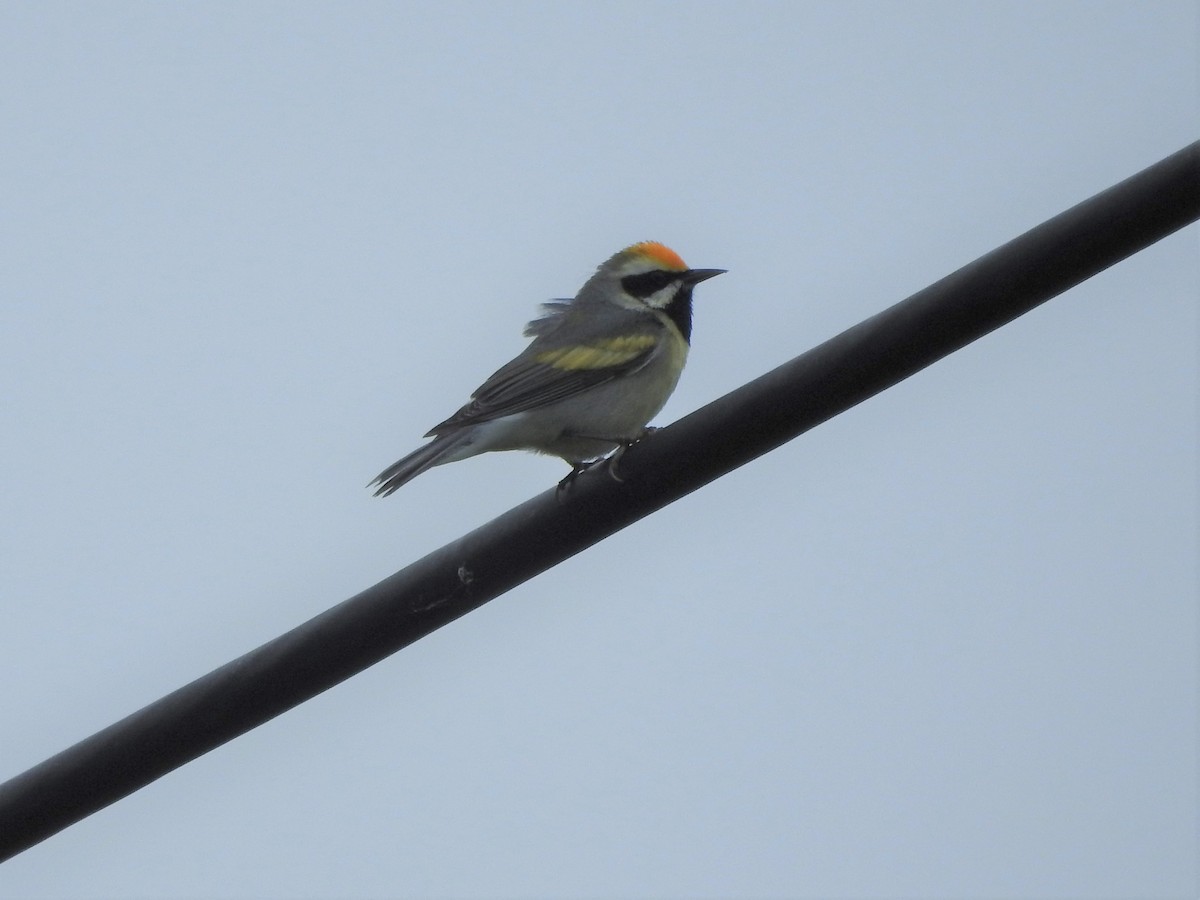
[1,141,1197,862]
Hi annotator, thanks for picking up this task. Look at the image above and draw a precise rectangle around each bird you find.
[370,241,725,497]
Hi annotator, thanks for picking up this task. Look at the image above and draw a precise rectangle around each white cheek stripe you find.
[614,284,678,312]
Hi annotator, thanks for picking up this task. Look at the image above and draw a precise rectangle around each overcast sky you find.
[1,3,1196,898]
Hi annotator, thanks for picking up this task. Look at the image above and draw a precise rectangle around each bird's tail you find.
[369,431,473,497]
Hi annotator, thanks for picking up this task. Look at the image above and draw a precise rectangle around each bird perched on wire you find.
[370,241,725,497]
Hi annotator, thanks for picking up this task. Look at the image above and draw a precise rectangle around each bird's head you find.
[589,241,725,342]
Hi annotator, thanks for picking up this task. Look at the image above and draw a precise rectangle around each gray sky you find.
[1,3,1196,898]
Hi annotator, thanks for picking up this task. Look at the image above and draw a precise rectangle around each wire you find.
[1,141,1197,862]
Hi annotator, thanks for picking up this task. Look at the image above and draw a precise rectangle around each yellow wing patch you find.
[627,241,688,272]
[535,335,657,370]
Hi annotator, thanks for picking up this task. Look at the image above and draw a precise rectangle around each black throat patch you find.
[661,286,693,343]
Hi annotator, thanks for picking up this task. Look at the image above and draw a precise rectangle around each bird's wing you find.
[427,331,662,434]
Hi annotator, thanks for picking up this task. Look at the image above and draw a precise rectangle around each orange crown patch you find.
[627,241,688,271]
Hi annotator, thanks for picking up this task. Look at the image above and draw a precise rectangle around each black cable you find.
[1,141,1197,862]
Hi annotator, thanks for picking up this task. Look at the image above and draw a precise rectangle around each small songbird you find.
[370,241,725,497]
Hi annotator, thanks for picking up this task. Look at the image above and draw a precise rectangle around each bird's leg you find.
[595,429,662,487]
[605,427,658,482]
[556,458,604,501]
[605,442,633,483]
[555,428,659,499]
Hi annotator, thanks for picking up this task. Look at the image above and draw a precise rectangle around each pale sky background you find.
[1,3,1196,898]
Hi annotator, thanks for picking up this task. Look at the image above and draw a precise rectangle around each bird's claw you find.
[555,428,658,500]
[556,460,599,501]
[605,441,634,483]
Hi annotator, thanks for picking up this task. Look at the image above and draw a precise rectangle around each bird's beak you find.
[683,268,727,285]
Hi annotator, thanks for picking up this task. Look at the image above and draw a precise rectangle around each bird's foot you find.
[555,428,658,499]
[606,426,658,480]
[556,459,603,501]
[602,425,661,482]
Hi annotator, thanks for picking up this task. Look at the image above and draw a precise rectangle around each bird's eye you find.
[621,270,677,299]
